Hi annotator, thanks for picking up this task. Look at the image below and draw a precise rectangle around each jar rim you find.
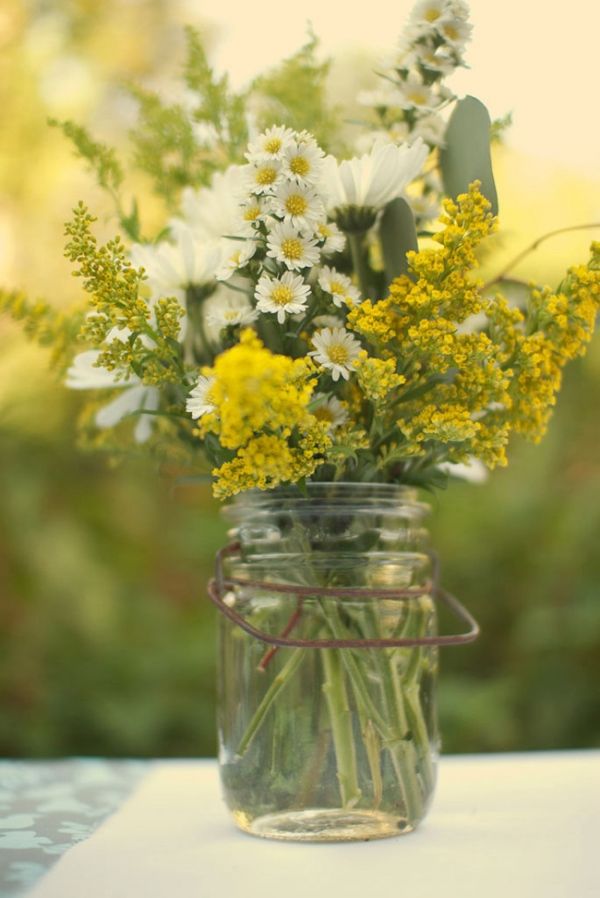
[223,481,429,521]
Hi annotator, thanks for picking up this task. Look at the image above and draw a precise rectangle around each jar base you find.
[233,808,415,842]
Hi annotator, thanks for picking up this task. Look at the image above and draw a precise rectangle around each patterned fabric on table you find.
[0,760,146,897]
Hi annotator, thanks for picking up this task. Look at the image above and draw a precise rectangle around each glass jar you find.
[215,483,441,842]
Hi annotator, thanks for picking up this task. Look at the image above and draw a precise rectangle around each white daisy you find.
[415,44,458,76]
[412,113,447,147]
[407,192,440,222]
[318,266,361,308]
[204,290,258,339]
[65,350,126,390]
[170,166,247,243]
[321,138,428,214]
[393,76,441,113]
[316,221,346,255]
[245,160,282,195]
[130,228,223,303]
[239,195,271,226]
[95,384,160,444]
[281,137,325,187]
[186,375,216,420]
[266,222,320,271]
[312,394,349,432]
[438,458,488,484]
[312,314,346,329]
[216,239,257,281]
[271,182,325,232]
[357,85,405,109]
[410,0,451,28]
[309,327,362,382]
[255,271,311,323]
[65,351,159,443]
[448,0,470,18]
[246,125,295,163]
[439,16,472,47]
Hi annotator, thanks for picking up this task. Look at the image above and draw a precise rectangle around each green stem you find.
[318,601,388,732]
[360,603,425,821]
[403,685,435,795]
[348,232,371,300]
[236,648,305,757]
[321,649,362,808]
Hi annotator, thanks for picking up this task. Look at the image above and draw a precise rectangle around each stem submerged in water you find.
[321,648,362,808]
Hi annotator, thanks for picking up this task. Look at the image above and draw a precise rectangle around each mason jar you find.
[209,483,474,842]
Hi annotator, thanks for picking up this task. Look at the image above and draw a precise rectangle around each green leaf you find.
[379,197,418,281]
[440,96,499,215]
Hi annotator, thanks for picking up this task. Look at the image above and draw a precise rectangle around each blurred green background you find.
[1,0,599,758]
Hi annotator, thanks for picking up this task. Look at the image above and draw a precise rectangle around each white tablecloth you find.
[27,752,600,898]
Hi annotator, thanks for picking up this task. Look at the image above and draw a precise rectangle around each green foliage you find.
[0,425,226,757]
[183,26,248,152]
[128,85,210,204]
[1,346,599,757]
[250,32,340,152]
[379,197,418,281]
[440,96,499,215]
[47,119,142,240]
[128,27,249,206]
[49,119,124,194]
[64,204,187,387]
[490,111,514,144]
[431,351,600,752]
[0,288,83,371]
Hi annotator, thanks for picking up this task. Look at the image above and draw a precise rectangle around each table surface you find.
[1,752,599,898]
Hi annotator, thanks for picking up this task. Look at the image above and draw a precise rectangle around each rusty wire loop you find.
[207,541,480,649]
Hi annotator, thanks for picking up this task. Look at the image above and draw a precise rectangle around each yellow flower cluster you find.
[211,431,330,499]
[200,329,316,449]
[504,246,600,443]
[507,333,560,443]
[430,183,497,266]
[347,296,405,346]
[354,352,406,402]
[350,185,495,355]
[199,330,331,496]
[400,404,478,446]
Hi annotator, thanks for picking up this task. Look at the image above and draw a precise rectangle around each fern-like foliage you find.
[250,31,341,153]
[0,288,84,371]
[128,27,249,206]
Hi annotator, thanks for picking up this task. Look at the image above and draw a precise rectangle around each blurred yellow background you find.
[1,0,599,757]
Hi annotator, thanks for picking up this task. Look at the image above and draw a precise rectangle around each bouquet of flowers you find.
[4,0,597,493]
[3,0,599,840]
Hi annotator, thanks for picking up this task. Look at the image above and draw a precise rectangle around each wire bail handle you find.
[207,542,480,649]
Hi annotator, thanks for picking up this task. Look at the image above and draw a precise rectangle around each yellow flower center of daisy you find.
[271,285,294,306]
[443,24,459,40]
[256,166,277,186]
[285,194,308,216]
[289,155,310,176]
[424,8,441,22]
[319,224,332,237]
[264,137,282,154]
[407,89,429,105]
[243,205,261,221]
[281,238,304,261]
[314,406,334,423]
[328,344,349,365]
[223,310,239,322]
[329,281,345,295]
